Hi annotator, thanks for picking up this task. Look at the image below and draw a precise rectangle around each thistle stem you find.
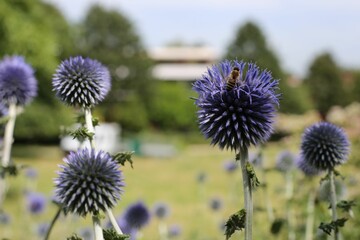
[2,102,17,167]
[93,214,104,240]
[238,147,252,240]
[285,171,295,240]
[305,188,316,240]
[44,206,62,240]
[0,102,17,210]
[329,169,339,240]
[107,207,123,234]
[84,108,96,149]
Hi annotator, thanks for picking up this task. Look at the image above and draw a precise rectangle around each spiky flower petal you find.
[122,201,151,229]
[52,56,111,108]
[55,148,124,216]
[300,122,350,171]
[0,55,37,106]
[193,60,279,151]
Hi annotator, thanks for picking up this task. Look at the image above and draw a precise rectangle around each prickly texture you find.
[55,148,124,216]
[193,60,279,151]
[0,55,37,106]
[301,122,350,171]
[52,56,111,108]
[122,201,150,229]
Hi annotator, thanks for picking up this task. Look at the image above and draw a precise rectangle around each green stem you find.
[44,206,62,240]
[93,214,104,240]
[329,169,339,240]
[238,147,252,240]
[305,188,316,240]
[0,102,17,210]
[107,207,123,234]
[285,171,295,240]
[84,108,96,149]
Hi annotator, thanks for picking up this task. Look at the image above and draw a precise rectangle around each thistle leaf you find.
[319,218,348,235]
[70,126,94,142]
[103,228,130,240]
[270,218,285,235]
[66,234,83,240]
[246,162,260,189]
[112,151,135,168]
[224,209,246,239]
[337,200,356,213]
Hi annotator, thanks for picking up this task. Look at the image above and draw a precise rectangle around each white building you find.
[148,46,219,81]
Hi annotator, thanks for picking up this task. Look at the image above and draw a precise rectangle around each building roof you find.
[148,46,218,62]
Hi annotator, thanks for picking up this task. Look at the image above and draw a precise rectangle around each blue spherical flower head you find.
[26,192,46,215]
[53,56,111,108]
[209,197,223,211]
[193,60,279,151]
[301,122,350,171]
[275,150,295,173]
[153,202,170,219]
[223,160,238,173]
[123,201,151,229]
[55,148,124,217]
[0,55,37,106]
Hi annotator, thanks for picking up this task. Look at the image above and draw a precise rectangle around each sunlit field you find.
[2,113,360,240]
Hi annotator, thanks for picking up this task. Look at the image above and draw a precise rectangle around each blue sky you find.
[47,0,360,77]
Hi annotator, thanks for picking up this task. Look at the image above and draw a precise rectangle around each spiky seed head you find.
[296,156,321,176]
[301,122,350,171]
[52,56,111,108]
[55,148,124,216]
[0,55,37,106]
[193,60,279,151]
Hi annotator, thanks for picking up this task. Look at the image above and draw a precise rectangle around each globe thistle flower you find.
[25,167,38,179]
[55,148,124,217]
[249,152,263,168]
[122,201,151,229]
[275,151,295,173]
[193,60,279,151]
[196,171,207,183]
[0,212,10,225]
[52,56,111,108]
[0,103,7,116]
[300,122,350,171]
[168,224,182,238]
[37,222,50,237]
[318,179,346,202]
[209,197,223,211]
[79,227,93,240]
[223,160,238,173]
[116,216,137,237]
[0,55,37,106]
[153,202,170,219]
[26,192,46,215]
[296,156,321,176]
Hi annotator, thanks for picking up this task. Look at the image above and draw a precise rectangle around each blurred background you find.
[1,0,360,239]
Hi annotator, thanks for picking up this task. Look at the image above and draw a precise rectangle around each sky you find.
[46,0,360,77]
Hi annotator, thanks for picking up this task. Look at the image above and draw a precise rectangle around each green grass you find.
[1,141,360,240]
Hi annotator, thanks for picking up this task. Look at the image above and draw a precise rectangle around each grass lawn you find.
[1,140,359,240]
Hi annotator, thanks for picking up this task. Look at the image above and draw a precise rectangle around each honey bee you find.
[226,67,240,91]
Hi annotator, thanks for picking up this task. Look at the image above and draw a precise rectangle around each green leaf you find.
[0,164,24,177]
[224,209,246,239]
[76,112,99,127]
[246,162,260,189]
[70,126,94,142]
[103,228,130,240]
[66,233,83,240]
[112,151,134,168]
[319,218,348,235]
[337,200,356,213]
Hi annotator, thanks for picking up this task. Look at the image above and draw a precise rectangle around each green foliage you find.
[112,151,134,168]
[319,218,348,235]
[246,162,260,189]
[79,5,155,129]
[224,209,246,239]
[103,228,130,240]
[224,21,311,114]
[70,126,94,143]
[304,53,346,119]
[337,200,356,213]
[66,234,83,240]
[148,82,197,131]
[270,218,285,235]
[14,101,74,143]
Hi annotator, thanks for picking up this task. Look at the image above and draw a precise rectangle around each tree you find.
[0,0,74,142]
[78,5,155,131]
[225,21,311,114]
[304,53,345,120]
